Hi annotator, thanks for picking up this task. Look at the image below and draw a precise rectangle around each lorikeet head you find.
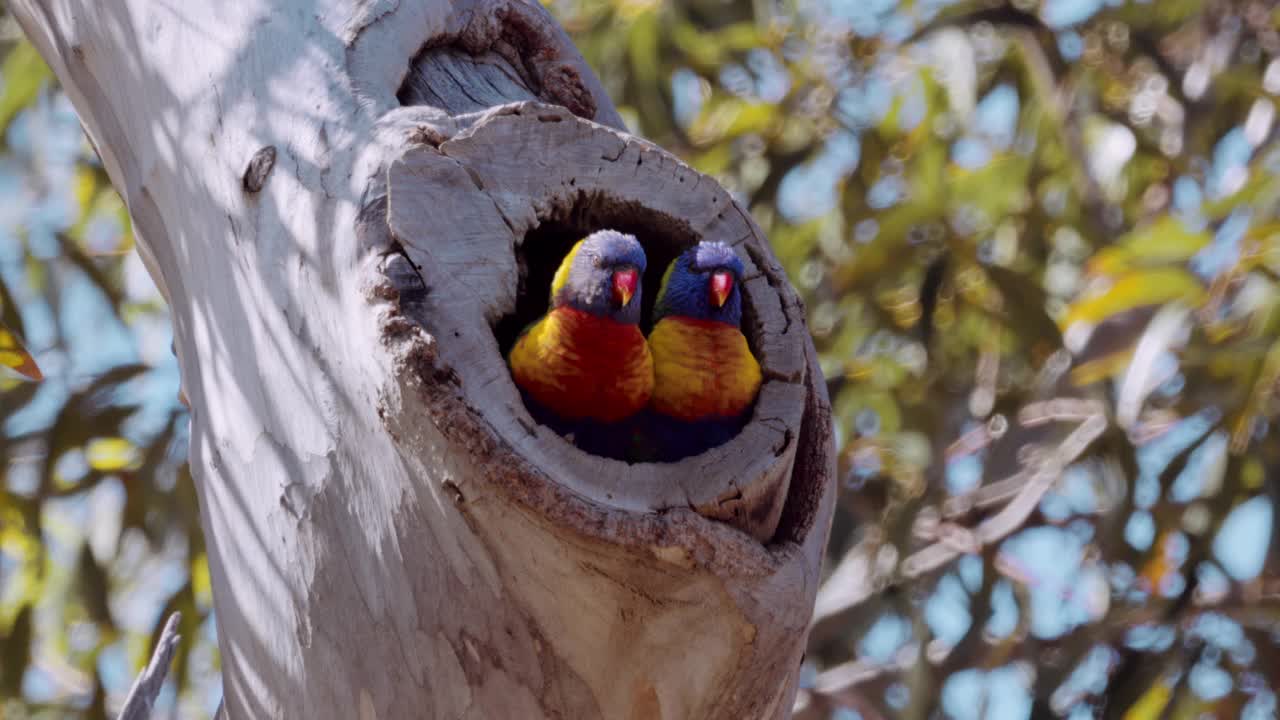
[550,230,648,324]
[654,241,746,326]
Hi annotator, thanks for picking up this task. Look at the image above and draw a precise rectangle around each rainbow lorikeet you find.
[644,241,762,461]
[508,230,653,459]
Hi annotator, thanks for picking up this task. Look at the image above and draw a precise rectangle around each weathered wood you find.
[118,612,181,720]
[10,0,835,717]
[382,102,808,540]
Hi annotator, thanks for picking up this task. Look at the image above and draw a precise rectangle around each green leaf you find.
[0,379,41,420]
[88,674,108,720]
[627,9,661,87]
[123,412,181,545]
[1203,168,1280,219]
[983,264,1063,347]
[1,603,32,696]
[86,436,141,472]
[77,544,113,624]
[39,365,149,496]
[949,152,1034,222]
[59,234,125,307]
[0,41,51,134]
[0,272,25,340]
[670,22,764,71]
[1087,216,1211,275]
[688,96,777,144]
[1064,269,1206,327]
[0,318,41,381]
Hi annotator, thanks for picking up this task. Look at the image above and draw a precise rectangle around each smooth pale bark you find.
[12,1,835,718]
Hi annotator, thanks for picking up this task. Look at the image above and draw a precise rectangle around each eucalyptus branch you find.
[902,411,1107,577]
[118,612,181,720]
[811,403,1109,649]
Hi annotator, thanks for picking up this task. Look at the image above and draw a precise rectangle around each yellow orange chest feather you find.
[509,306,654,423]
[648,316,762,422]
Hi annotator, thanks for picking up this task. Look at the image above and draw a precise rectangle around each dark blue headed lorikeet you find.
[508,230,653,459]
[644,241,762,461]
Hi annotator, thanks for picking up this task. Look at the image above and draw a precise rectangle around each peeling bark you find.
[11,1,836,717]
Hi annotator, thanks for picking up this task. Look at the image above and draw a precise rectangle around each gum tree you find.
[9,0,834,717]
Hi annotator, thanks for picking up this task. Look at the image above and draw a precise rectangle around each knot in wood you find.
[242,146,277,193]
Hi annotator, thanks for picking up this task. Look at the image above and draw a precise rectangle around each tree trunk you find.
[12,1,836,717]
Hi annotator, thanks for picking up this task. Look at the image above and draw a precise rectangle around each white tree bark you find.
[12,1,836,718]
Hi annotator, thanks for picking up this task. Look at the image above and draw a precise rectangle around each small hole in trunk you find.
[493,189,763,463]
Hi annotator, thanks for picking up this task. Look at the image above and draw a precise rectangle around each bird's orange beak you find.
[612,267,638,307]
[709,270,733,308]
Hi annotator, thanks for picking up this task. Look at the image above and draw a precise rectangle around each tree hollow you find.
[380,102,817,543]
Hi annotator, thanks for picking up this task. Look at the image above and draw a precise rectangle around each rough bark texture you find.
[11,1,836,718]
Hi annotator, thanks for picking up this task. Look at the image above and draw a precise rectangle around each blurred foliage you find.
[0,8,214,720]
[4,0,1280,717]
[555,0,1280,716]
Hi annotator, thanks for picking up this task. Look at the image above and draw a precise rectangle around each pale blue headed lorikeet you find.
[644,241,762,461]
[508,230,653,459]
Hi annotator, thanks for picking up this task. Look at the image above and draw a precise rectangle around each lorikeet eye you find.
[709,270,733,308]
[612,267,639,307]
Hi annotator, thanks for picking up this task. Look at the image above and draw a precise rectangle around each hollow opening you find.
[494,190,765,463]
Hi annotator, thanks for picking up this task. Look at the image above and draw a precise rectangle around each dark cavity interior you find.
[398,45,540,113]
[495,191,703,355]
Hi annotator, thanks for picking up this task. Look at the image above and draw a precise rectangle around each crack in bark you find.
[599,143,627,162]
[741,240,794,338]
